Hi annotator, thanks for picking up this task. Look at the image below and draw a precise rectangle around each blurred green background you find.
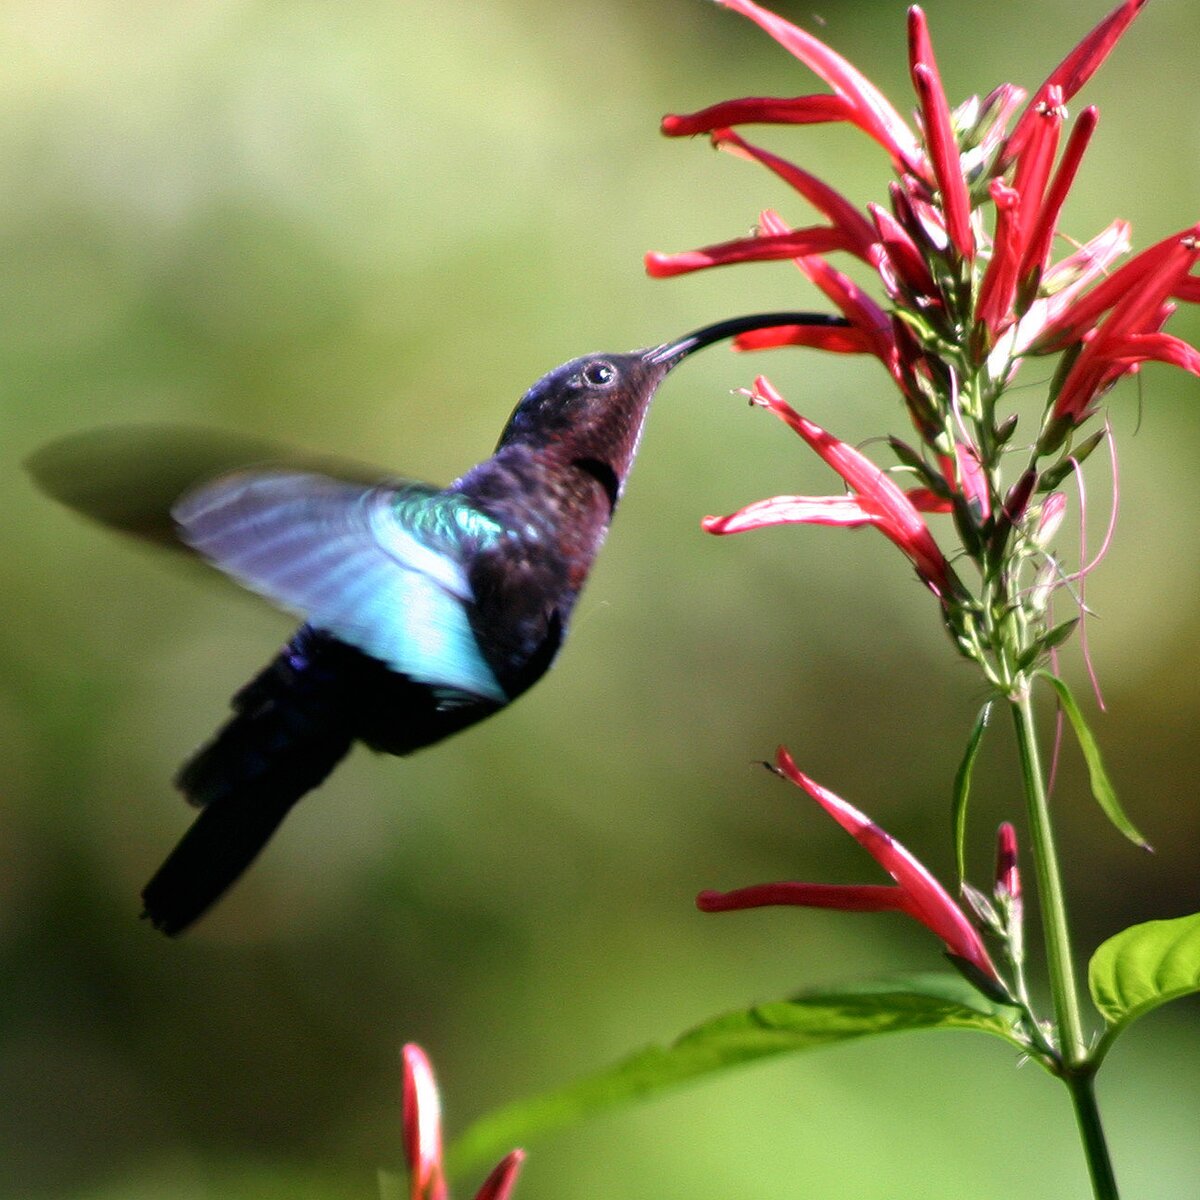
[2,1,1198,1197]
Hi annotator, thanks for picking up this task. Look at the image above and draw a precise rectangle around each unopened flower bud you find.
[994,822,1022,903]
[1032,492,1067,552]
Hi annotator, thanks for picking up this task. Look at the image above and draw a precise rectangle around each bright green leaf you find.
[448,974,1022,1179]
[1036,672,1150,849]
[1090,912,1200,1063]
[952,700,993,883]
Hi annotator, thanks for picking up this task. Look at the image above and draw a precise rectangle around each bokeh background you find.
[2,1,1199,1197]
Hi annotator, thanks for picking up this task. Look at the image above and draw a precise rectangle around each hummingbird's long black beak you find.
[644,311,852,367]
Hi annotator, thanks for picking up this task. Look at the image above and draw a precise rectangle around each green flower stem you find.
[1067,1071,1119,1200]
[1010,688,1118,1200]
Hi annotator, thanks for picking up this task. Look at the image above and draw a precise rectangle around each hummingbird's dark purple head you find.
[494,311,850,497]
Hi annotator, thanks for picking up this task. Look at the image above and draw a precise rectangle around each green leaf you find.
[1091,913,1200,1023]
[952,701,993,883]
[1036,672,1150,850]
[448,974,1022,1179]
[1090,913,1200,1063]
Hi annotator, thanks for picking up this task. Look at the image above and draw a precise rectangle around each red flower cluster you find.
[649,0,1200,491]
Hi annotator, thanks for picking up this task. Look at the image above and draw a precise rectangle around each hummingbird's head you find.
[495,311,850,497]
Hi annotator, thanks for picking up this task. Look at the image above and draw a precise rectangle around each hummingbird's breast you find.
[453,446,616,698]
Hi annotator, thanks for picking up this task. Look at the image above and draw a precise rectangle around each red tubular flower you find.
[704,375,956,597]
[1032,226,1198,352]
[662,93,856,137]
[732,322,873,355]
[644,226,857,278]
[402,1045,525,1200]
[697,748,1001,985]
[712,127,878,258]
[1002,0,1147,168]
[403,1044,447,1200]
[908,8,974,261]
[868,201,938,301]
[1007,88,1065,262]
[756,210,898,367]
[1049,224,1200,425]
[714,0,923,172]
[975,180,1022,338]
[1018,106,1099,291]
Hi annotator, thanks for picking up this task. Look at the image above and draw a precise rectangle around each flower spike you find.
[698,748,1001,986]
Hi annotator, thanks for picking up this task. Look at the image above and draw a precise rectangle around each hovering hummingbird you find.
[30,312,846,935]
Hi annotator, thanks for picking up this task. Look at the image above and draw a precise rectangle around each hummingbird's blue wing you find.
[174,470,508,704]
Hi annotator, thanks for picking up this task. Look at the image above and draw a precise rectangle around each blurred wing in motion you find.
[25,424,389,551]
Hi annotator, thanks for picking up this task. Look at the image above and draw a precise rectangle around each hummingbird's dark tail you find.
[141,629,357,936]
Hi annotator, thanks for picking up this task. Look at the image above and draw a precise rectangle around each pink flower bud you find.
[994,822,1022,903]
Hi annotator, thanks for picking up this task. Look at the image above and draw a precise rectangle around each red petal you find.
[1004,0,1147,165]
[908,11,974,260]
[1173,274,1200,304]
[1018,106,1099,287]
[644,227,856,278]
[473,1151,526,1200]
[717,0,922,170]
[772,748,999,980]
[662,94,855,136]
[750,377,952,592]
[714,128,877,257]
[1102,331,1200,376]
[401,1045,447,1200]
[975,180,1022,337]
[732,323,873,354]
[698,882,907,913]
[702,494,882,534]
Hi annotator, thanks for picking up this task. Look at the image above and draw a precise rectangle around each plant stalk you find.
[1009,688,1118,1199]
[1067,1071,1119,1200]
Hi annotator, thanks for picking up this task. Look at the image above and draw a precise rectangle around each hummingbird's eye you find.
[581,360,617,388]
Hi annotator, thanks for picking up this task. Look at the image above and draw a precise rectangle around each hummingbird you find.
[30,311,846,935]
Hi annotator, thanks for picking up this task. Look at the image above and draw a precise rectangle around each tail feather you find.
[142,632,356,935]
